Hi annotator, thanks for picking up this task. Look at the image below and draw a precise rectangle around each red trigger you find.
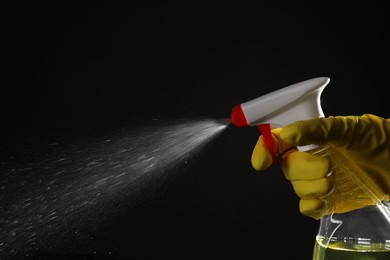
[257,124,276,165]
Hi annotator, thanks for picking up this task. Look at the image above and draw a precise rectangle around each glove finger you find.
[280,115,368,147]
[291,178,333,199]
[299,199,327,220]
[252,135,273,171]
[282,150,331,181]
[252,128,295,171]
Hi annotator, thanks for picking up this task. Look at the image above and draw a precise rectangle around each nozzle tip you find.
[230,104,248,127]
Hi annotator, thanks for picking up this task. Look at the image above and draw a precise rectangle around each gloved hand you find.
[252,114,390,220]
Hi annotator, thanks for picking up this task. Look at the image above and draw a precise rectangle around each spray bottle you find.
[230,77,390,259]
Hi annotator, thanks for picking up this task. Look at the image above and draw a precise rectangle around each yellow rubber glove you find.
[252,114,390,220]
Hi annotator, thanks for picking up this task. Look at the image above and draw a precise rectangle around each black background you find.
[2,1,389,259]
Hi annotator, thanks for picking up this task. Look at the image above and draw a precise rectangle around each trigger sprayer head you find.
[230,77,329,128]
[230,77,330,164]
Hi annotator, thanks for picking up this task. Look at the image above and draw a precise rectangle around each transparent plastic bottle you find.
[309,145,390,260]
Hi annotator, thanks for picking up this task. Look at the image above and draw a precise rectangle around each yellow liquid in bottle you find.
[313,236,390,260]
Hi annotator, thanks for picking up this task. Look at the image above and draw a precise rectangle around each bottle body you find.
[313,205,390,259]
[309,146,390,260]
